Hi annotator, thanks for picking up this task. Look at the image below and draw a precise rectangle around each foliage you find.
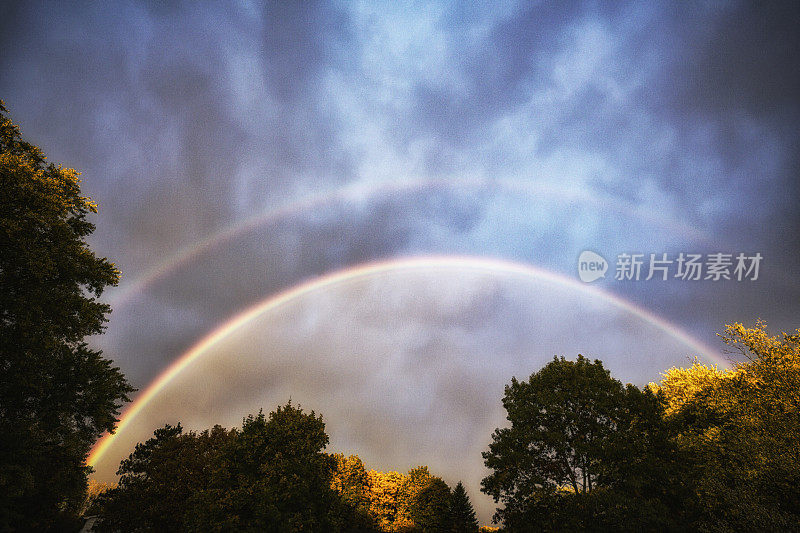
[367,469,409,530]
[653,321,800,531]
[331,453,378,530]
[186,403,342,532]
[348,464,455,532]
[94,402,463,532]
[481,355,625,526]
[80,479,115,516]
[410,477,451,532]
[94,423,233,531]
[0,101,133,530]
[479,322,800,531]
[449,482,479,533]
[481,355,695,530]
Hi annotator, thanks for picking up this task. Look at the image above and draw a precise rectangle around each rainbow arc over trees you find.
[88,255,725,467]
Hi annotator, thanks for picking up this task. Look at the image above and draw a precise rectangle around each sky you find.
[2,0,799,524]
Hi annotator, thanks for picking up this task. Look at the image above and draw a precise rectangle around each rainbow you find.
[89,255,724,467]
[106,177,710,308]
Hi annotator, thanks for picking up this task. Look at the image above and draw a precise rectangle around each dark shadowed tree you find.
[410,477,452,533]
[93,424,233,532]
[481,355,626,527]
[482,355,692,531]
[0,101,133,530]
[449,481,478,533]
[188,402,341,532]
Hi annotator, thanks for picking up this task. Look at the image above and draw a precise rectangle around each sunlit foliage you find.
[653,321,800,531]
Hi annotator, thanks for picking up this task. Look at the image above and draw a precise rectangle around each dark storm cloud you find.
[374,1,799,337]
[410,1,583,143]
[398,1,798,241]
[1,0,356,266]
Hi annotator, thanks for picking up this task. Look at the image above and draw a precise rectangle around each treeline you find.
[89,403,485,532]
[89,321,800,532]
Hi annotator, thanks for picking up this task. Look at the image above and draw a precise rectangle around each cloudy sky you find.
[2,0,798,523]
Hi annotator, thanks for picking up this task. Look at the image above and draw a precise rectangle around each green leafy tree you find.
[410,477,451,533]
[402,466,439,529]
[449,482,478,533]
[0,101,133,530]
[481,356,626,526]
[481,355,691,531]
[592,384,698,531]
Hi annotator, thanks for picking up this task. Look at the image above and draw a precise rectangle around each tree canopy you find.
[481,355,693,531]
[651,321,800,531]
[0,101,133,530]
[189,403,341,532]
[93,401,472,532]
[479,322,800,531]
[481,355,624,502]
[82,320,800,531]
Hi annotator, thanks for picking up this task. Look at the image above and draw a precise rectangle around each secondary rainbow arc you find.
[106,177,711,308]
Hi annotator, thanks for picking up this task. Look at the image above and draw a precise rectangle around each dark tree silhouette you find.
[187,402,342,532]
[0,101,133,530]
[449,481,478,533]
[94,424,233,531]
[481,355,692,530]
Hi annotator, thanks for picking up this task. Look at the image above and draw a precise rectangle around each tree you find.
[94,423,233,532]
[0,101,133,530]
[409,477,451,533]
[653,322,800,531]
[591,384,698,531]
[481,355,691,530]
[481,355,626,526]
[449,482,478,533]
[331,458,455,532]
[367,469,411,531]
[80,479,115,517]
[330,453,378,531]
[189,403,341,532]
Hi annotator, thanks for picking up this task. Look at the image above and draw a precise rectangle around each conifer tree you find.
[449,481,478,532]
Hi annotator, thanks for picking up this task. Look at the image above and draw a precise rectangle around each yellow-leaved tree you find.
[651,321,800,531]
